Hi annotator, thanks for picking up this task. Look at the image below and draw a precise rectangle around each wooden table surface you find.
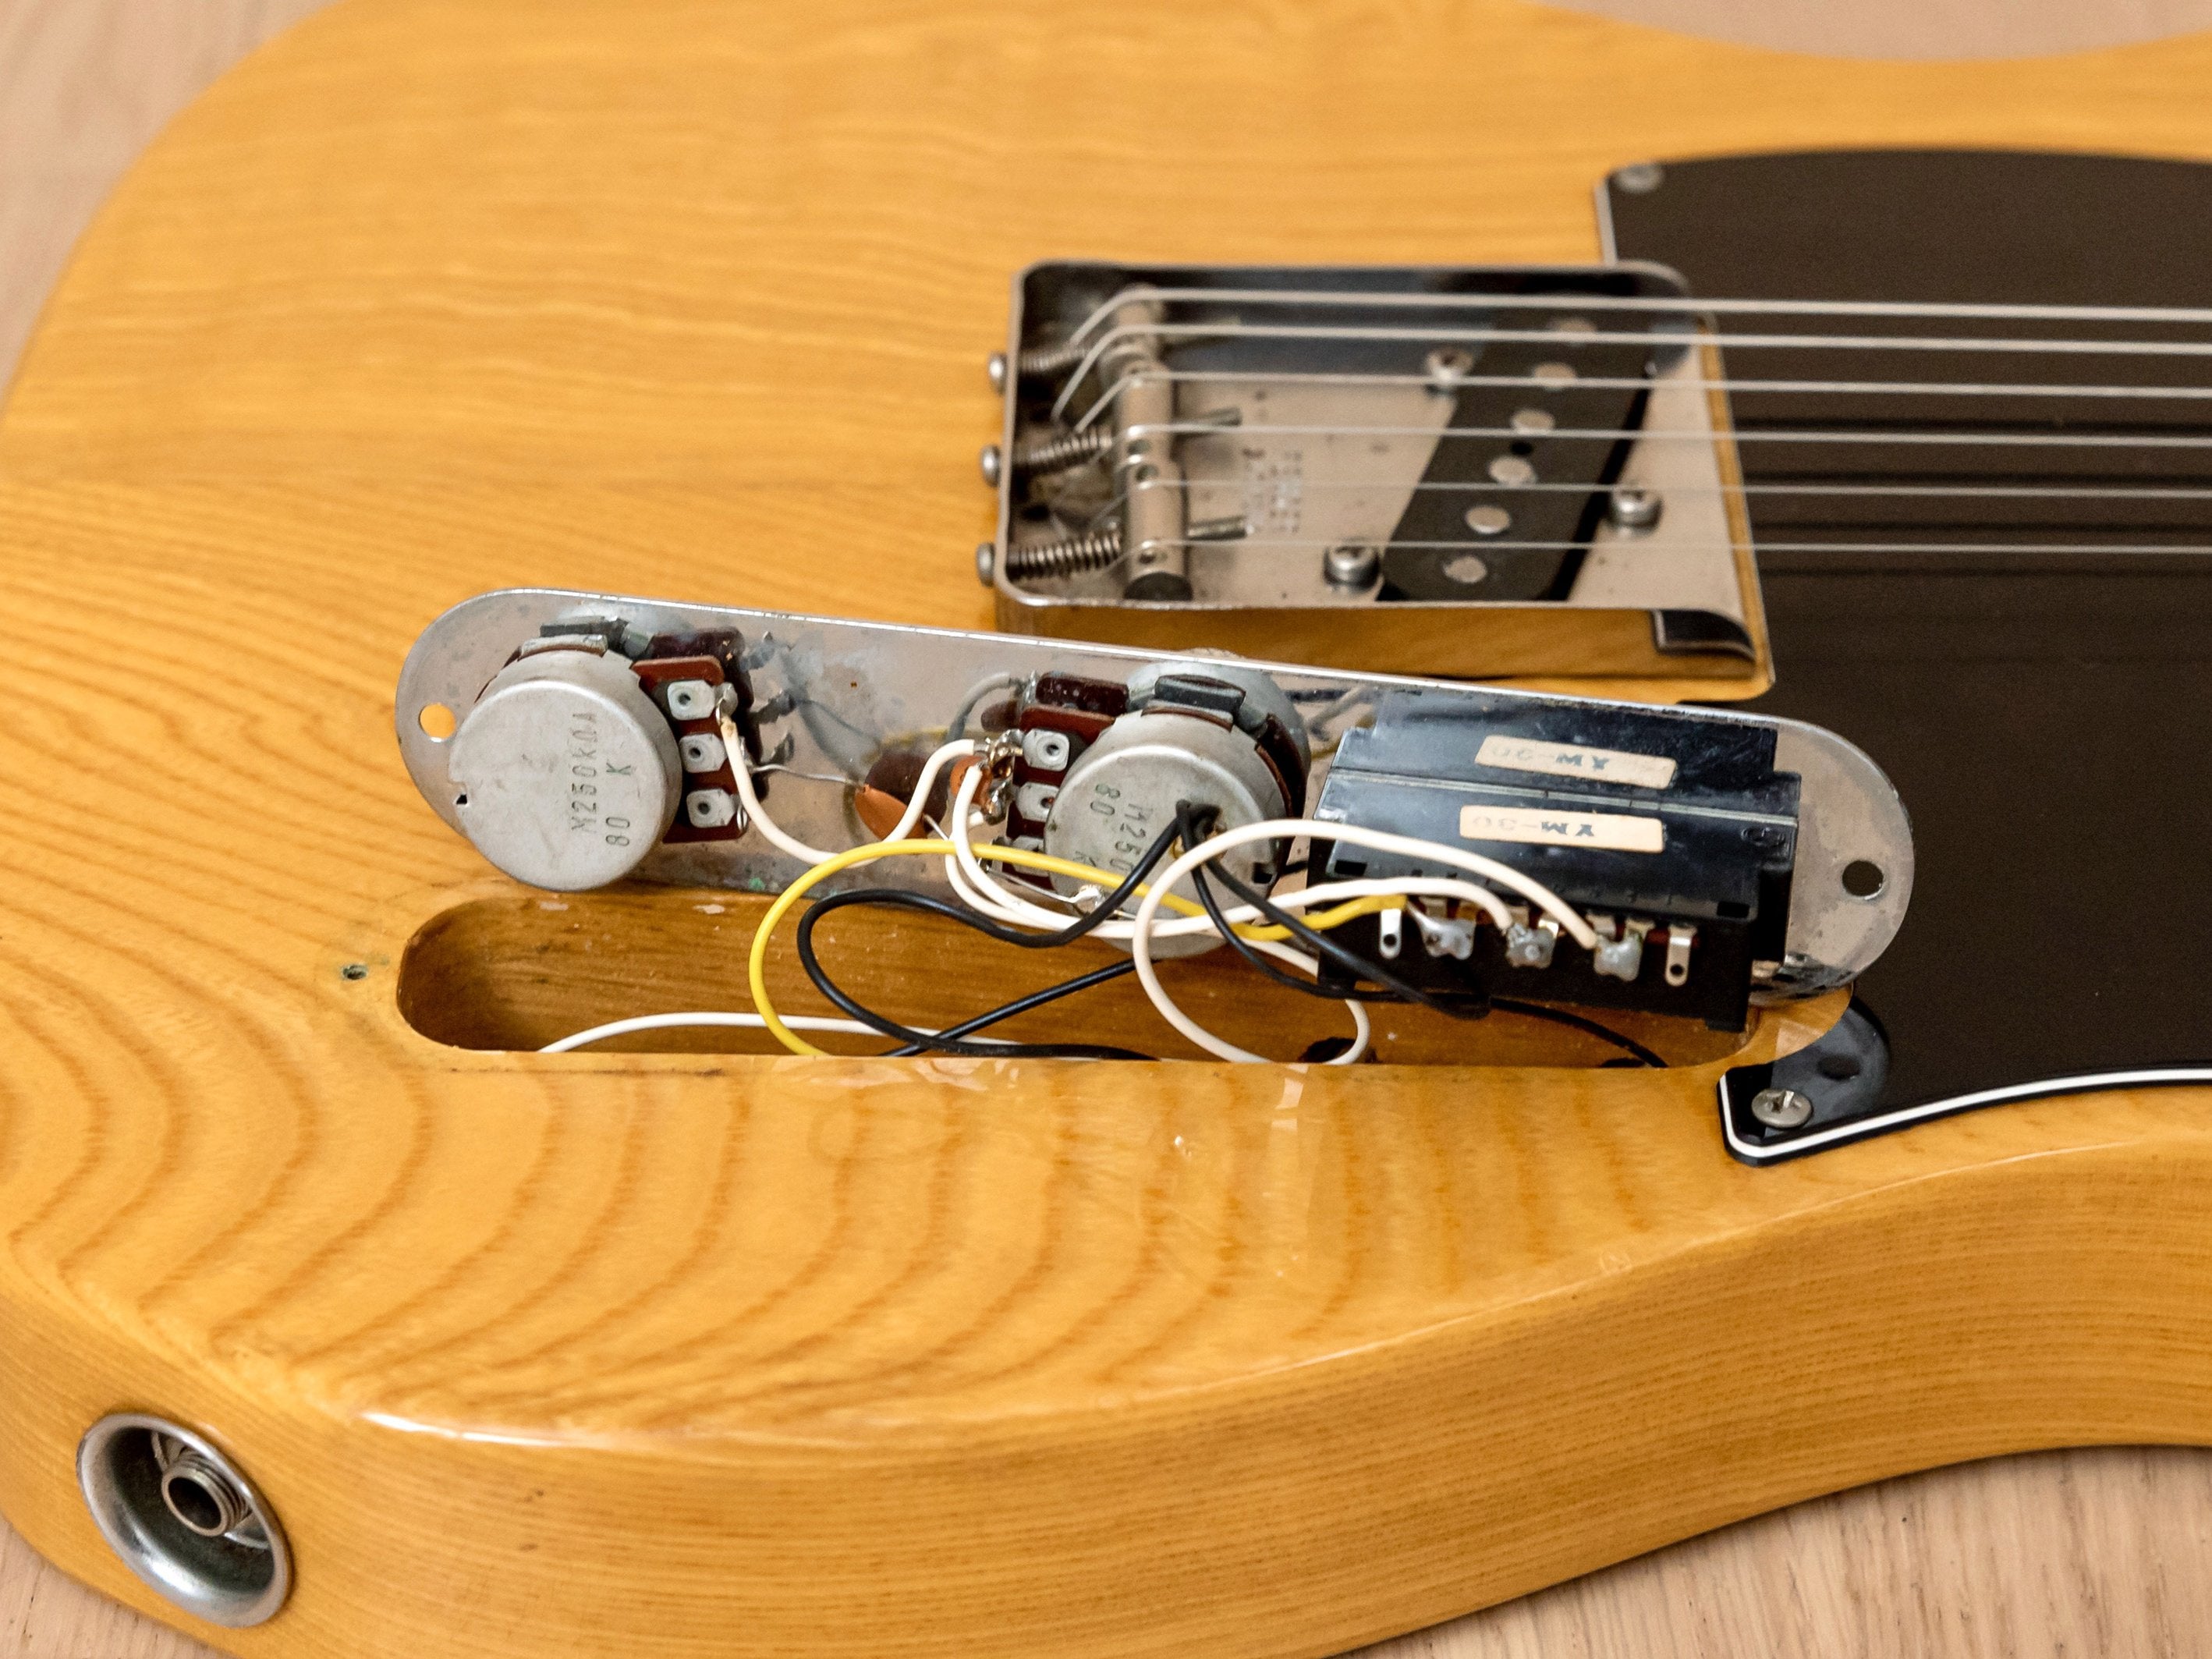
[5,2,2212,1655]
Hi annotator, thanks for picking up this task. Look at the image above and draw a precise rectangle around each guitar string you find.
[1095,540,2212,556]
[1048,284,2212,342]
[1062,370,2212,434]
[1048,325,2212,422]
[1015,299,2212,554]
[1078,367,2212,401]
[1048,475,2212,549]
[1115,422,2212,448]
[1136,479,2212,500]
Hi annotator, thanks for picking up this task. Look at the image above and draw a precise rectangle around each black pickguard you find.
[1605,150,2212,1161]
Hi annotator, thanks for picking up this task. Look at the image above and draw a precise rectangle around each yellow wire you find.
[745,838,1400,1056]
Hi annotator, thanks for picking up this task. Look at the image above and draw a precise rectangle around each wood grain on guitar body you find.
[5,2,2212,1657]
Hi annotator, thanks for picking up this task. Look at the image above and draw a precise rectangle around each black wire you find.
[952,814,1193,950]
[1487,996,1668,1068]
[782,815,1196,1061]
[794,890,1154,1059]
[886,959,1138,1057]
[785,800,1664,1069]
[1176,805,1484,1022]
[1173,806,1664,1067]
[1186,845,1398,1004]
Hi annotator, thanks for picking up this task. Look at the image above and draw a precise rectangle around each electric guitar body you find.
[7,3,2212,1655]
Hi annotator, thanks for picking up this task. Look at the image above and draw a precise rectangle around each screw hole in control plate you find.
[417,702,457,740]
[1842,859,1887,900]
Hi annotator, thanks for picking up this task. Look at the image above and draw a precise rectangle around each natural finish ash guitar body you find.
[7,2,2212,1656]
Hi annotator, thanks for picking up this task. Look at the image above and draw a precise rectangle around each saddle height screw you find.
[1749,1087,1814,1130]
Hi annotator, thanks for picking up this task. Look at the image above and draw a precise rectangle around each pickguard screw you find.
[1615,162,1665,194]
[1749,1087,1814,1130]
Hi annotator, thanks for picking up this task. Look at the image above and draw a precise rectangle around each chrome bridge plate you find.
[983,263,1761,682]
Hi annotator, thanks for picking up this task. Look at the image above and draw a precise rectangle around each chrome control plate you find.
[397,588,1909,994]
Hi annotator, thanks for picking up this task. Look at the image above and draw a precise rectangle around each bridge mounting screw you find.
[987,351,1009,392]
[1749,1087,1814,1130]
[1323,542,1381,590]
[974,541,997,587]
[1423,345,1475,391]
[1610,486,1663,530]
[980,444,1003,487]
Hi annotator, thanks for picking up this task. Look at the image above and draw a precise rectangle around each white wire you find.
[1129,819,1596,1063]
[1228,938,1373,1063]
[538,985,1363,1066]
[698,752,1360,1061]
[945,846,1515,942]
[725,711,837,864]
[1287,821,1594,945]
[718,727,1565,1065]
[723,715,973,867]
[552,874,1467,1069]
[935,770,1374,1061]
[882,739,978,845]
[540,1011,1014,1053]
[946,769,1529,943]
[945,849,1042,926]
[948,765,1072,927]
[942,768,1282,941]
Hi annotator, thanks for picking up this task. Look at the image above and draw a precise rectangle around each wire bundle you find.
[546,728,1659,1067]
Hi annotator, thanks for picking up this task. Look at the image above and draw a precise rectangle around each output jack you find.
[76,1413,292,1627]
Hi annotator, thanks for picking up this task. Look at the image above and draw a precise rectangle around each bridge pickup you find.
[981,261,1761,682]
